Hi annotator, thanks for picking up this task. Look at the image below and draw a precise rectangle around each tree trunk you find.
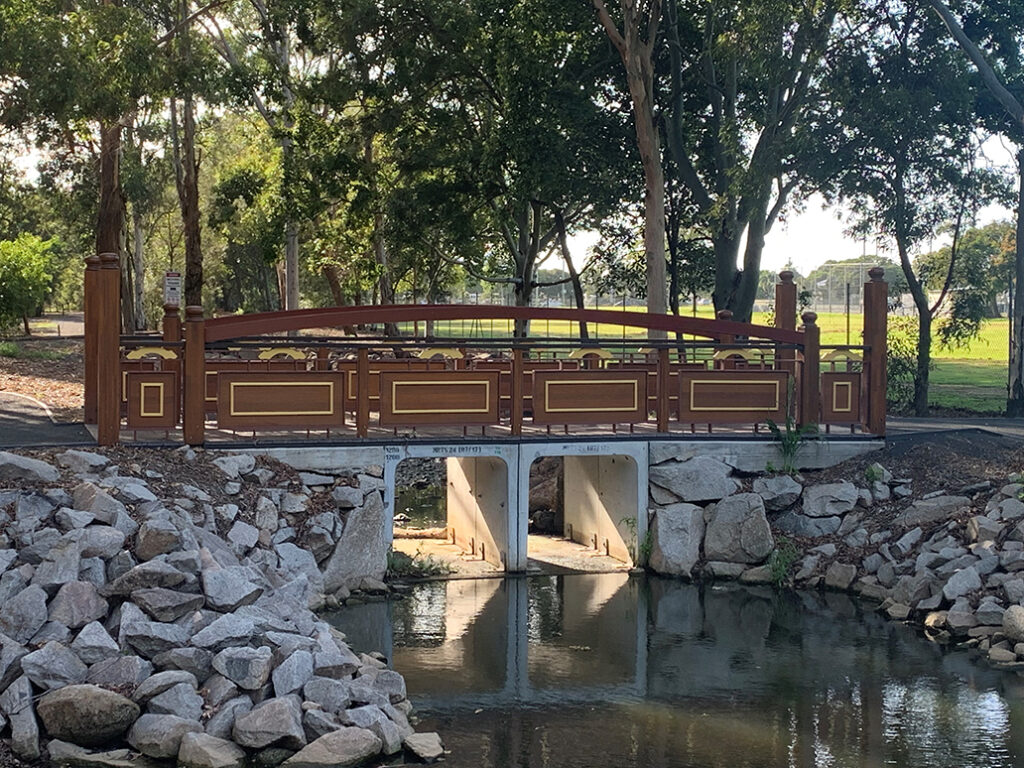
[731,198,770,322]
[174,95,202,308]
[96,121,123,257]
[285,218,299,311]
[712,234,741,311]
[1009,150,1024,416]
[322,262,346,306]
[914,309,932,416]
[555,210,588,340]
[132,209,145,329]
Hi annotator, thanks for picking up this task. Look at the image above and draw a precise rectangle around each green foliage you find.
[764,415,818,475]
[0,234,57,334]
[887,315,925,411]
[385,548,453,580]
[768,538,801,588]
[619,516,653,566]
[864,465,884,483]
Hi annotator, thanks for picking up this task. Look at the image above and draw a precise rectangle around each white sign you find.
[164,272,182,307]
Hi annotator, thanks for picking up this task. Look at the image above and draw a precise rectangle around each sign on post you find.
[163,272,182,307]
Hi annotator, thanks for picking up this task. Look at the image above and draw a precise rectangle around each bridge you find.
[82,262,888,572]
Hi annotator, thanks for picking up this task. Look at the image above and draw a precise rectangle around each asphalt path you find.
[0,393,92,448]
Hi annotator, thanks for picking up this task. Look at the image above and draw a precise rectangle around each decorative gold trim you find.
[822,349,863,362]
[713,348,767,363]
[390,380,491,414]
[831,380,853,413]
[688,379,781,411]
[543,379,639,413]
[126,347,177,360]
[567,348,613,360]
[258,348,306,360]
[416,347,464,360]
[229,381,336,417]
[139,382,165,418]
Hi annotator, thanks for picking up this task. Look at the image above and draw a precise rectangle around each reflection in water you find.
[329,575,1024,768]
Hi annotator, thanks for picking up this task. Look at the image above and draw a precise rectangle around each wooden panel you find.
[120,360,158,414]
[678,370,789,424]
[335,360,446,408]
[216,372,345,430]
[821,371,861,424]
[379,371,500,426]
[205,360,307,407]
[126,371,178,429]
[532,370,647,425]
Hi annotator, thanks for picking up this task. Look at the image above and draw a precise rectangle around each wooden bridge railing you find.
[86,268,888,445]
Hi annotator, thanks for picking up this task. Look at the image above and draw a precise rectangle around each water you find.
[394,485,446,529]
[328,574,1024,767]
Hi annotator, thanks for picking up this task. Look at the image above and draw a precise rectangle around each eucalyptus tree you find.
[817,2,1001,415]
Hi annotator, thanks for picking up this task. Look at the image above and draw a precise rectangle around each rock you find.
[105,560,186,596]
[34,540,83,593]
[136,520,183,561]
[1004,605,1024,643]
[133,670,199,703]
[56,449,109,474]
[281,728,382,768]
[802,482,858,517]
[0,584,48,642]
[303,710,340,742]
[125,621,191,658]
[772,512,841,538]
[56,509,95,531]
[322,491,388,592]
[968,515,1003,543]
[302,677,352,714]
[648,503,704,577]
[886,603,912,620]
[649,457,738,504]
[824,562,857,591]
[178,733,247,768]
[752,475,802,511]
[272,649,314,697]
[200,674,238,708]
[372,670,406,703]
[204,696,252,740]
[154,647,213,680]
[21,641,88,690]
[0,451,59,484]
[148,682,204,721]
[77,526,126,559]
[227,522,259,552]
[190,613,255,652]
[403,732,444,763]
[703,494,773,564]
[275,544,325,597]
[894,496,971,528]
[989,646,1017,664]
[71,621,119,664]
[946,609,979,634]
[87,655,153,688]
[202,567,263,612]
[72,482,128,525]
[0,637,27,692]
[36,685,139,747]
[331,487,362,510]
[942,566,982,602]
[212,455,256,479]
[977,602,1006,626]
[870,482,890,502]
[49,581,108,628]
[0,676,39,758]
[705,561,746,578]
[127,714,203,759]
[233,695,306,750]
[212,646,274,690]
[132,588,204,622]
[892,527,922,557]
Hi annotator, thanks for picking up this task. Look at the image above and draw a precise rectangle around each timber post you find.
[656,347,670,432]
[83,255,101,424]
[863,267,888,435]
[162,305,182,423]
[511,348,524,436]
[183,306,206,446]
[96,252,121,446]
[799,311,820,428]
[356,349,370,438]
[775,271,797,331]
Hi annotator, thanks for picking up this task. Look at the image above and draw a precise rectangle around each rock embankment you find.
[0,449,443,767]
[648,449,1024,669]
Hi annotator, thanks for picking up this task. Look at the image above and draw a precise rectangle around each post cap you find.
[716,309,733,321]
[779,270,794,284]
[84,255,102,269]
[801,311,818,325]
[185,305,204,321]
[99,252,119,269]
[869,266,885,281]
[162,304,180,315]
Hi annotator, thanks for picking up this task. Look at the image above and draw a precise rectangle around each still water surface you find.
[330,574,1024,767]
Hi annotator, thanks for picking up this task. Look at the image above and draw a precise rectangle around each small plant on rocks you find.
[768,537,801,588]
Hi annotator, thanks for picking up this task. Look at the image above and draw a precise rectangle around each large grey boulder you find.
[648,503,704,578]
[0,675,40,758]
[212,455,256,480]
[212,646,273,690]
[133,670,199,704]
[0,584,48,643]
[232,695,306,750]
[772,511,841,538]
[0,636,28,692]
[752,475,803,511]
[281,728,382,768]
[104,560,186,596]
[136,520,183,561]
[272,649,314,697]
[77,526,126,559]
[124,621,191,658]
[403,732,444,763]
[33,539,83,594]
[21,641,88,690]
[703,494,774,564]
[648,457,738,504]
[72,482,127,525]
[894,495,971,528]
[36,685,139,747]
[823,562,857,591]
[127,714,203,759]
[1003,605,1024,643]
[71,621,120,664]
[276,543,325,596]
[48,581,108,628]
[56,450,109,474]
[132,587,204,622]
[178,732,247,768]
[943,566,982,602]
[0,452,59,484]
[87,655,153,688]
[202,567,263,612]
[204,696,252,741]
[303,677,352,714]
[148,682,203,721]
[802,482,858,518]
[322,491,388,592]
[190,613,255,652]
